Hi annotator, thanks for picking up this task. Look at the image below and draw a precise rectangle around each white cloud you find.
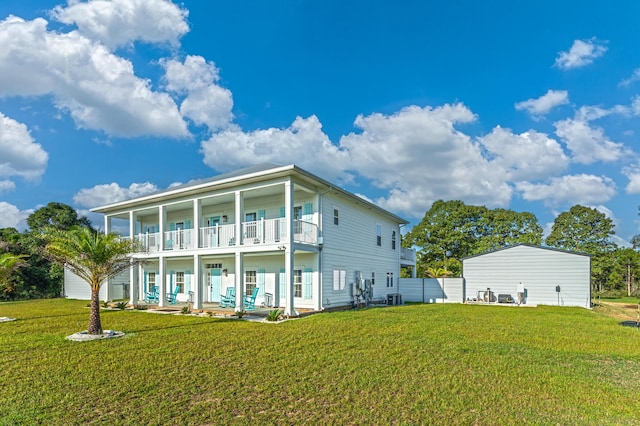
[74,182,158,208]
[622,165,640,194]
[0,202,32,230]
[163,56,234,131]
[201,115,352,184]
[0,113,49,181]
[554,117,627,164]
[0,180,16,193]
[515,89,569,117]
[339,104,512,216]
[0,16,188,138]
[619,69,640,87]
[516,174,616,207]
[555,38,607,70]
[478,126,569,181]
[51,0,189,50]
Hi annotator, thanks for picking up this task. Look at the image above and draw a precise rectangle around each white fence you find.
[399,278,465,303]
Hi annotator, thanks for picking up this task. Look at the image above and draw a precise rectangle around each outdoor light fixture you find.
[223,268,228,276]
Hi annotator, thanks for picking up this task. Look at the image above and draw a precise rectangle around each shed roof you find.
[461,243,591,261]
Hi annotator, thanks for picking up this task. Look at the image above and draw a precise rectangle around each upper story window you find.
[334,209,339,225]
[376,224,382,246]
[294,206,302,220]
[392,231,397,250]
[245,212,257,222]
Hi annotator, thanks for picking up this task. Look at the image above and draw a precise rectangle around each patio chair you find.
[219,287,236,308]
[167,286,180,304]
[144,286,159,303]
[244,287,260,310]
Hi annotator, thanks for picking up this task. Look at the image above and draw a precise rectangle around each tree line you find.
[403,200,640,297]
[0,202,93,300]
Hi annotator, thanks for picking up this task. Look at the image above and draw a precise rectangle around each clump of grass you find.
[265,309,282,322]
[180,306,191,315]
[235,309,246,318]
[114,301,128,310]
[101,301,110,308]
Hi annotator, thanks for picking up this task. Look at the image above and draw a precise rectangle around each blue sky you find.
[2,1,640,244]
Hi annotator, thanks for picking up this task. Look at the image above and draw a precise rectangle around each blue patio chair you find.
[219,287,236,308]
[244,287,260,310]
[144,286,159,303]
[166,286,180,304]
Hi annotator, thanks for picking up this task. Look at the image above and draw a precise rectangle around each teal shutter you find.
[303,268,313,299]
[258,269,265,297]
[279,207,285,217]
[169,223,175,231]
[303,203,313,221]
[142,225,148,234]
[185,270,191,293]
[258,210,265,220]
[185,220,191,229]
[279,268,286,299]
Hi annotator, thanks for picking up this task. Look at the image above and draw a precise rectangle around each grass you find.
[1,299,640,425]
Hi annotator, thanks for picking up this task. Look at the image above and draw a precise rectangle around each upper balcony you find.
[132,219,318,253]
[400,247,417,266]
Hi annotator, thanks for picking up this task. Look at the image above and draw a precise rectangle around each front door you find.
[209,269,222,302]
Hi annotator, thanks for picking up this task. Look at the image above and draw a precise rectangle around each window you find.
[386,272,394,288]
[294,206,302,220]
[245,270,257,295]
[392,231,397,250]
[333,269,346,290]
[371,272,375,286]
[376,224,382,246]
[176,272,185,293]
[294,269,302,297]
[245,212,257,222]
[147,272,156,288]
[333,209,339,225]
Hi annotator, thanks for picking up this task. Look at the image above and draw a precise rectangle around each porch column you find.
[158,205,165,251]
[138,262,144,302]
[129,211,137,305]
[284,180,295,316]
[235,251,244,312]
[193,254,202,309]
[314,254,321,311]
[104,215,111,235]
[158,256,166,307]
[235,190,243,246]
[193,199,201,249]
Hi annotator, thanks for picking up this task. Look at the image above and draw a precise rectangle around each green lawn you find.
[1,299,640,425]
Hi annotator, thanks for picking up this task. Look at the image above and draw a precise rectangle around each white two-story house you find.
[67,164,415,315]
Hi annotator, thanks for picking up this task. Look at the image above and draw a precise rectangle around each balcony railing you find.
[164,229,195,251]
[400,247,417,264]
[135,232,161,253]
[130,219,319,253]
[200,224,236,248]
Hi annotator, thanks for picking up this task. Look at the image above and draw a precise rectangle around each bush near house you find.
[1,299,639,425]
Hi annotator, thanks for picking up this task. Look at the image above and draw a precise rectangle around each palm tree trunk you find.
[88,288,103,334]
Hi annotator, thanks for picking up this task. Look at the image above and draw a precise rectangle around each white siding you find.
[399,278,465,303]
[320,193,401,308]
[463,245,590,308]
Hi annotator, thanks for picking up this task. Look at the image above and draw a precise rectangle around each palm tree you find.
[43,227,141,334]
[425,266,452,279]
[0,252,27,299]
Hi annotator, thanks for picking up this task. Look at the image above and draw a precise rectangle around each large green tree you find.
[545,205,616,254]
[406,200,543,277]
[27,202,93,233]
[43,227,140,334]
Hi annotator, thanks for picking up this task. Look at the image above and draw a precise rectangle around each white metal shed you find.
[462,244,591,308]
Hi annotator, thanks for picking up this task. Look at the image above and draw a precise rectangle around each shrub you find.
[115,301,128,310]
[235,310,246,319]
[101,301,110,308]
[266,309,282,322]
[181,306,191,315]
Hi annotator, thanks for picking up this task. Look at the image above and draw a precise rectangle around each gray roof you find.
[461,243,591,260]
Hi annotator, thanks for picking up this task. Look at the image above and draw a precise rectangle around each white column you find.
[104,215,110,234]
[235,190,243,246]
[235,251,244,312]
[193,254,202,309]
[158,205,165,251]
[158,257,166,307]
[284,180,295,316]
[138,263,144,303]
[314,253,321,311]
[193,199,201,249]
[129,211,137,305]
